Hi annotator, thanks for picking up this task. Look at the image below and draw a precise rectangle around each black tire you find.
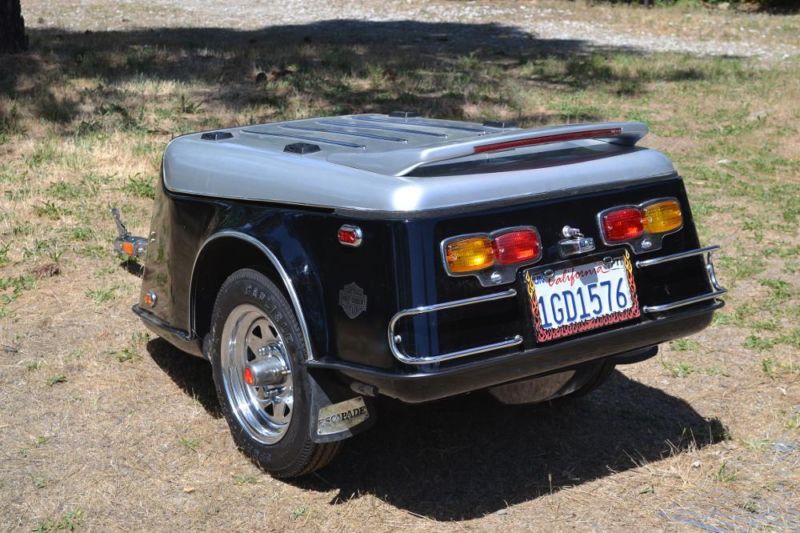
[207,268,339,478]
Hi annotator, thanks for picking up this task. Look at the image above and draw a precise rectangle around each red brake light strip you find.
[473,127,623,154]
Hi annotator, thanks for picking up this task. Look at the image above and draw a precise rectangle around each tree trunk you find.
[0,0,28,53]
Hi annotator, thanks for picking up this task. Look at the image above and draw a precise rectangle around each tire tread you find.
[209,268,341,478]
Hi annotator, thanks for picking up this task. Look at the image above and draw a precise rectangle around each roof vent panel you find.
[284,142,321,154]
[389,111,420,118]
[200,131,234,141]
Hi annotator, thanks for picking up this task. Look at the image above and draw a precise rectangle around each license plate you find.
[523,251,640,342]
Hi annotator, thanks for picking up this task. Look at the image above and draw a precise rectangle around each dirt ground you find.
[1,0,799,531]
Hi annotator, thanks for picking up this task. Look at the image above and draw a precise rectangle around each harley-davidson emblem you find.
[339,282,367,319]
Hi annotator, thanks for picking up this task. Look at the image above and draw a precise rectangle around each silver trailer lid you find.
[162,114,674,213]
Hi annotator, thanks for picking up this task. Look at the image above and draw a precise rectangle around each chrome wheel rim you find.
[220,304,293,444]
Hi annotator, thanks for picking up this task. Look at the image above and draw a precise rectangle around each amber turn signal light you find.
[444,236,495,273]
[643,199,682,234]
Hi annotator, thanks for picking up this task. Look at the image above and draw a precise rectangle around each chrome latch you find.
[558,226,595,258]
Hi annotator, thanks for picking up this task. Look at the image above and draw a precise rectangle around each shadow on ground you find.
[1,19,723,130]
[148,338,221,418]
[148,338,725,521]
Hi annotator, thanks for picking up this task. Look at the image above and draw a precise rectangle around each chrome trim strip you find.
[317,119,448,138]
[280,124,408,143]
[641,289,727,313]
[241,129,366,149]
[636,245,720,268]
[190,231,316,361]
[388,288,522,365]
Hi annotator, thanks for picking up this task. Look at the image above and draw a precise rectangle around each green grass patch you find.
[661,360,724,378]
[85,288,116,303]
[234,474,259,485]
[717,255,766,281]
[33,509,82,533]
[745,335,775,352]
[761,357,800,378]
[111,348,140,363]
[670,338,700,351]
[0,242,9,267]
[179,437,200,452]
[46,374,67,386]
[69,226,94,242]
[123,174,156,199]
[34,201,69,221]
[776,328,800,348]
[713,462,737,483]
[760,278,793,304]
[0,274,35,306]
[46,181,86,200]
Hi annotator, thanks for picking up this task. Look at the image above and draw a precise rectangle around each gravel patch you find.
[23,0,800,61]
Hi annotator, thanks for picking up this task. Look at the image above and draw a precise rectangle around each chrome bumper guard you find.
[636,245,727,314]
[388,289,523,366]
[388,245,725,365]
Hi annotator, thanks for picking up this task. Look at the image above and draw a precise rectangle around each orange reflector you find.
[143,291,156,307]
[644,200,682,234]
[243,366,255,386]
[121,241,135,256]
[337,225,363,247]
[444,236,494,273]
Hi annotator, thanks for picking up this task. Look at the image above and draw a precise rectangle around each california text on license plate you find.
[523,251,641,342]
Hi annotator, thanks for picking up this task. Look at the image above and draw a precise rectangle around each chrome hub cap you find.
[220,304,294,444]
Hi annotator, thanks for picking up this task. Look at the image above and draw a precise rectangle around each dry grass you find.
[1,1,799,531]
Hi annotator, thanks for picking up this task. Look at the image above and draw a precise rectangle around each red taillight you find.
[473,128,623,154]
[602,207,644,242]
[492,229,541,265]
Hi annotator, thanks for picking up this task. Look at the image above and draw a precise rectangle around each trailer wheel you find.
[207,268,339,478]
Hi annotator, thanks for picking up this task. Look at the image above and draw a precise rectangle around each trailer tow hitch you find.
[111,207,148,260]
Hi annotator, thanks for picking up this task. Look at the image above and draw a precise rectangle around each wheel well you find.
[192,236,288,345]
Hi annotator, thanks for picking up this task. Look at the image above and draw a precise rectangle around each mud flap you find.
[306,367,376,444]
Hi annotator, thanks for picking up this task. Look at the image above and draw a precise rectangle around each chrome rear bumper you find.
[388,245,726,366]
[387,289,523,365]
[636,245,726,314]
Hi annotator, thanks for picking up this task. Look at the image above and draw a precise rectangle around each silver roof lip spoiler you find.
[163,115,668,213]
[327,121,648,176]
